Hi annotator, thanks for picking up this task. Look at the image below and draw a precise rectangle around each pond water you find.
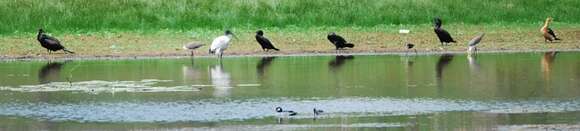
[0,52,579,130]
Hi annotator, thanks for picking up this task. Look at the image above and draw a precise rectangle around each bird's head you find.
[224,30,237,39]
[275,107,283,112]
[256,30,264,36]
[546,17,553,22]
[38,28,45,33]
[433,17,442,28]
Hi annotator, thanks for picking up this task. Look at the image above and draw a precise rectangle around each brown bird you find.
[183,42,204,56]
[467,33,485,53]
[540,17,562,43]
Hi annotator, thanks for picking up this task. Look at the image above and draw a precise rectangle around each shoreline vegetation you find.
[1,0,580,60]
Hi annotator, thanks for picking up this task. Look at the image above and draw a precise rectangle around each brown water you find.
[0,51,579,130]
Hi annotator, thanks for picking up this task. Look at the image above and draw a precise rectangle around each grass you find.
[1,0,580,34]
[1,24,579,59]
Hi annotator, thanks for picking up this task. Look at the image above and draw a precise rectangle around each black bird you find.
[255,30,279,51]
[406,42,417,54]
[37,29,74,54]
[433,18,456,46]
[327,32,355,50]
[276,107,297,116]
[313,108,324,116]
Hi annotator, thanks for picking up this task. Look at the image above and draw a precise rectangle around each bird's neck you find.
[37,32,43,40]
[541,20,551,32]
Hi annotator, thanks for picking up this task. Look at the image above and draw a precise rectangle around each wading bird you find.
[406,42,416,54]
[467,33,485,53]
[37,29,74,54]
[255,30,279,52]
[183,42,204,56]
[541,17,562,43]
[327,32,355,50]
[276,107,297,116]
[433,17,456,46]
[313,108,324,116]
[209,30,235,59]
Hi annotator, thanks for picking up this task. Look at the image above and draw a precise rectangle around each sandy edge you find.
[1,49,579,62]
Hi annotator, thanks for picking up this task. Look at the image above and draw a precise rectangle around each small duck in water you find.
[276,107,297,116]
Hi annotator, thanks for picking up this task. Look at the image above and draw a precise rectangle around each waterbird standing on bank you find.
[433,17,456,46]
[327,32,355,50]
[255,30,279,52]
[37,29,75,54]
[209,30,235,59]
[275,107,297,116]
[541,17,562,43]
[406,42,416,54]
[313,108,324,116]
[467,33,485,53]
[183,42,204,56]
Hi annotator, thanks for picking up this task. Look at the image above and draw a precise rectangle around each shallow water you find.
[0,52,579,130]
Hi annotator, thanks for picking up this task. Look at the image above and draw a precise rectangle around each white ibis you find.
[209,30,235,59]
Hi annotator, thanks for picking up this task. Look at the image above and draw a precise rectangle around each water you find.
[0,52,579,130]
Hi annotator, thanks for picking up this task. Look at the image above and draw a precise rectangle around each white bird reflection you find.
[209,63,232,97]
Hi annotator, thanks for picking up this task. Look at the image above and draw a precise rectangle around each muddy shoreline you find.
[1,48,578,62]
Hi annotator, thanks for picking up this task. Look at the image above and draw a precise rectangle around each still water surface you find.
[0,52,579,130]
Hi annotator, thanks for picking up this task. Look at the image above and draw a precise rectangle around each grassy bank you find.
[1,24,579,59]
[1,0,580,34]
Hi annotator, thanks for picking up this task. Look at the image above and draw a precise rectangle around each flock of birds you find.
[36,17,562,58]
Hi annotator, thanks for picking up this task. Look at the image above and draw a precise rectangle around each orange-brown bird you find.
[540,17,562,43]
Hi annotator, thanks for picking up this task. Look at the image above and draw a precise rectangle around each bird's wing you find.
[468,34,484,46]
[43,35,61,45]
[547,28,557,38]
[260,36,276,48]
[327,35,346,45]
[437,29,455,42]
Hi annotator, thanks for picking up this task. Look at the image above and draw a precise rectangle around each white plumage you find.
[209,30,234,58]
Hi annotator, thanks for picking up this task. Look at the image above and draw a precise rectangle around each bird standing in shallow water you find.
[255,30,279,52]
[209,30,235,59]
[467,33,485,54]
[541,17,562,43]
[313,108,324,116]
[36,29,74,54]
[327,32,355,50]
[433,17,456,46]
[183,42,204,56]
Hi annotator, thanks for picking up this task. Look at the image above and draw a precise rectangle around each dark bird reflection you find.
[38,62,67,84]
[328,55,355,72]
[436,54,454,82]
[541,51,558,81]
[209,63,232,97]
[257,57,277,78]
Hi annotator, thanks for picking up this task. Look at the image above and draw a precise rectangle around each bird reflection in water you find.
[209,63,232,97]
[467,54,480,73]
[182,58,202,83]
[38,61,67,84]
[435,54,454,87]
[328,55,355,72]
[541,51,558,81]
[257,57,277,78]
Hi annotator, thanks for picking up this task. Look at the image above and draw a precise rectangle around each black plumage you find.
[327,32,355,50]
[547,28,561,40]
[433,18,456,46]
[255,30,279,51]
[37,29,74,54]
[406,43,415,49]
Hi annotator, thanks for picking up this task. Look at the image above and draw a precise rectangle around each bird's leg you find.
[190,51,194,57]
[414,49,418,54]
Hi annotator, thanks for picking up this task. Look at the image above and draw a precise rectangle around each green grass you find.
[1,0,580,35]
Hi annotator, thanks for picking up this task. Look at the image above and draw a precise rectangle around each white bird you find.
[209,30,235,59]
[467,33,485,53]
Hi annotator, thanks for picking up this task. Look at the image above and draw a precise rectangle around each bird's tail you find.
[345,43,355,48]
[274,48,280,51]
[555,37,562,40]
[451,40,457,43]
[63,49,75,54]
